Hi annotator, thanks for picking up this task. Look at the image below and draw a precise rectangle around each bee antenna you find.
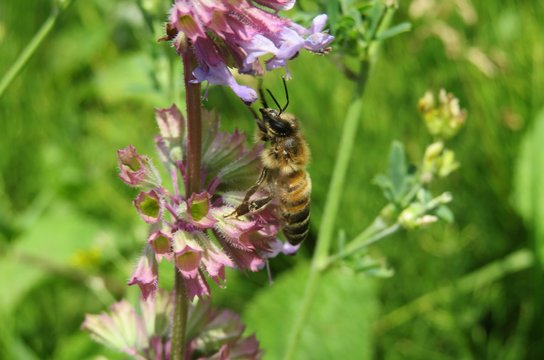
[266,88,283,112]
[281,76,289,112]
[257,78,269,109]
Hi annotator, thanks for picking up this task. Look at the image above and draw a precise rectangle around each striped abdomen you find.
[279,170,311,245]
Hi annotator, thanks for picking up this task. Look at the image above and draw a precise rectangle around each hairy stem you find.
[182,51,202,195]
[0,0,74,98]
[172,44,201,360]
[172,270,188,360]
[284,61,370,360]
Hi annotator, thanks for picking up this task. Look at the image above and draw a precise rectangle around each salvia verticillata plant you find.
[85,1,335,359]
[121,105,297,301]
[81,0,469,358]
[166,0,334,102]
[82,291,261,359]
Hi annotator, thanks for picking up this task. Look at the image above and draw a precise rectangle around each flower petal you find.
[128,247,159,300]
[147,231,172,260]
[134,190,163,224]
[310,14,328,33]
[241,35,279,68]
[192,64,258,103]
[252,0,296,11]
[118,146,161,188]
[173,232,203,279]
[184,270,211,300]
[304,32,334,52]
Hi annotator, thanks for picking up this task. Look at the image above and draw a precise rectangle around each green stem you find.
[172,270,188,360]
[0,0,74,98]
[374,248,535,333]
[324,222,401,269]
[284,61,369,360]
[172,40,202,360]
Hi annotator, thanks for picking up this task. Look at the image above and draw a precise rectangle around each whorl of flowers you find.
[82,291,262,359]
[166,0,334,103]
[120,105,295,300]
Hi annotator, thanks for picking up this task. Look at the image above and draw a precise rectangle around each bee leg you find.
[247,105,268,141]
[225,168,269,218]
[247,195,273,212]
[228,194,273,218]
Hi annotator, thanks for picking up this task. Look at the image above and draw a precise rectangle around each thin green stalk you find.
[284,62,369,360]
[323,222,401,269]
[172,41,202,360]
[0,0,74,98]
[374,248,535,333]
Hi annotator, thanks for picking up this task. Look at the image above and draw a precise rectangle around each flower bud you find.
[155,105,184,164]
[421,141,459,183]
[398,203,426,229]
[118,145,161,188]
[128,246,158,300]
[418,89,466,139]
[415,215,439,227]
[438,149,459,177]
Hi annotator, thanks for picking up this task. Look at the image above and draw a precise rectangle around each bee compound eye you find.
[268,116,293,136]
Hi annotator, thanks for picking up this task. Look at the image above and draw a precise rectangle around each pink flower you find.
[83,291,262,359]
[128,247,159,300]
[167,0,333,102]
[133,190,163,224]
[252,0,295,11]
[118,145,161,188]
[120,105,296,300]
[147,231,172,260]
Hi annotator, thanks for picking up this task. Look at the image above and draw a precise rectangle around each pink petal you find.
[133,190,163,224]
[184,270,211,300]
[128,248,158,300]
[175,245,203,278]
[147,231,172,260]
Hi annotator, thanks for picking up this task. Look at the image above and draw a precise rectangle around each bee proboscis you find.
[229,79,311,245]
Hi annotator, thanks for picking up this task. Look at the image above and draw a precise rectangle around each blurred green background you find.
[1,0,543,359]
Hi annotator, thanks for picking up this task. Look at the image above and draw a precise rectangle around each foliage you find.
[1,0,543,359]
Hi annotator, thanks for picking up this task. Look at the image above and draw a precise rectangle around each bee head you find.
[260,108,298,137]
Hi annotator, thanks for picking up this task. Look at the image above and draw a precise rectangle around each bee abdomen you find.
[280,171,311,245]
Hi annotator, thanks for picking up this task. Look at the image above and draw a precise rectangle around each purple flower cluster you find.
[120,105,294,300]
[168,0,334,102]
[82,291,262,359]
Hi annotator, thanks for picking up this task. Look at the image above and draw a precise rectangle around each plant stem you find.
[323,222,401,269]
[172,42,202,360]
[172,270,188,360]
[374,248,535,333]
[182,50,202,196]
[0,1,74,98]
[284,61,369,360]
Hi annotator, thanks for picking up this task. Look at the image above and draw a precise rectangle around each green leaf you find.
[513,108,544,265]
[435,205,454,223]
[376,22,412,41]
[371,174,392,202]
[326,0,340,29]
[388,141,408,202]
[244,263,377,359]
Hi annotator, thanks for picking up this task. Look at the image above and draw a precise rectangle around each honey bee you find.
[229,79,311,245]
